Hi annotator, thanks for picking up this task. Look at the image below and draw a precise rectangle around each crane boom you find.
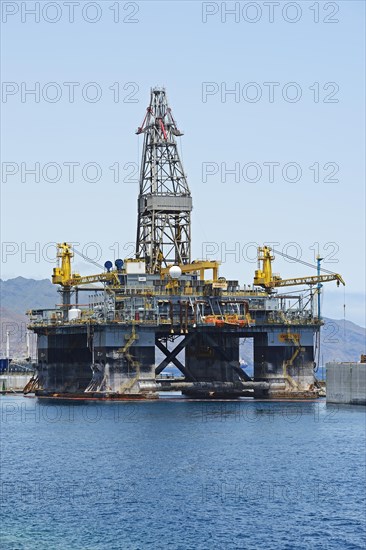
[253,246,345,289]
[160,261,220,281]
[67,272,120,287]
[52,243,120,288]
[268,273,345,288]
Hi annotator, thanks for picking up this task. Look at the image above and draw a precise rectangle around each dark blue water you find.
[1,396,365,549]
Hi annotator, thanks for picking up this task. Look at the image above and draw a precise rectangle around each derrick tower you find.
[136,88,192,273]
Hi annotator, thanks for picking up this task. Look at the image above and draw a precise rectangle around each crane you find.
[160,260,220,281]
[253,246,345,289]
[52,243,120,288]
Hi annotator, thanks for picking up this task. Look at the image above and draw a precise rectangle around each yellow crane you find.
[52,243,120,288]
[253,246,345,289]
[160,260,220,281]
[52,243,345,293]
[51,244,220,290]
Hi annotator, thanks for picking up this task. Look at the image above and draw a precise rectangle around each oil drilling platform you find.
[26,88,345,400]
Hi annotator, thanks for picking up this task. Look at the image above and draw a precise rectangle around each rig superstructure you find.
[26,88,345,400]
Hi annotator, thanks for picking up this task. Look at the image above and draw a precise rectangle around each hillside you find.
[0,277,59,315]
[0,277,365,364]
[0,278,59,358]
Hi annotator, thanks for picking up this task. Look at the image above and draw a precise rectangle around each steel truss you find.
[136,88,192,273]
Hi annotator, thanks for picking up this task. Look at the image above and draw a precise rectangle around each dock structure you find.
[326,361,366,405]
[27,88,345,400]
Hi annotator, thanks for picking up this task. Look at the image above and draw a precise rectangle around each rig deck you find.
[27,276,322,399]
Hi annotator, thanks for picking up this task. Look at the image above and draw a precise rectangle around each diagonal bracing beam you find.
[155,334,196,380]
[204,334,252,382]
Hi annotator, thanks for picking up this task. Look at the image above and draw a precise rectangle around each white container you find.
[125,260,146,274]
[68,308,81,321]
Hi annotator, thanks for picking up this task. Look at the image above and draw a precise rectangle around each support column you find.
[91,325,157,396]
[253,328,318,398]
[178,332,246,397]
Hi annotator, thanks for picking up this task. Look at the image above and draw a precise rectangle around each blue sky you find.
[1,0,365,326]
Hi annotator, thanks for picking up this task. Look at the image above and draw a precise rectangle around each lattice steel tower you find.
[135,88,192,273]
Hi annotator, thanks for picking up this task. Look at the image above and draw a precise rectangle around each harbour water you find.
[1,395,365,549]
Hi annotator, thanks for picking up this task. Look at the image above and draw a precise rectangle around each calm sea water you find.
[1,395,365,550]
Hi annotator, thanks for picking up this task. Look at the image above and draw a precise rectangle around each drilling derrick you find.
[136,88,192,273]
